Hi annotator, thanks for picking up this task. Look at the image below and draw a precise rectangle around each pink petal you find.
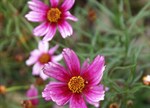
[82,55,105,85]
[60,0,75,11]
[42,82,72,105]
[83,85,105,104]
[26,85,39,105]
[48,45,59,54]
[33,22,49,37]
[26,50,40,65]
[40,70,49,80]
[26,56,38,66]
[43,62,71,82]
[50,0,59,8]
[43,23,57,41]
[25,11,46,22]
[38,41,49,52]
[81,58,90,72]
[58,21,73,38]
[30,49,41,56]
[69,94,87,108]
[28,0,49,12]
[32,63,43,75]
[42,83,52,101]
[62,48,80,76]
[64,11,78,21]
[52,54,63,62]
[85,99,99,108]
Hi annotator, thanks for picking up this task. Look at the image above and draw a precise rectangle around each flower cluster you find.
[25,0,106,108]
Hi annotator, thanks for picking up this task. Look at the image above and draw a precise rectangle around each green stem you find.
[6,85,29,92]
[125,31,129,57]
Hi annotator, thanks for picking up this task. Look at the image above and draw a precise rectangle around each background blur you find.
[0,0,150,108]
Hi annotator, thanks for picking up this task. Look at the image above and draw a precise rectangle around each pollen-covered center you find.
[68,76,85,93]
[38,53,51,64]
[47,8,61,22]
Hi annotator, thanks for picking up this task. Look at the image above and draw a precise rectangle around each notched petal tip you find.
[58,21,73,38]
[25,60,30,66]
[61,0,75,11]
[62,48,71,53]
[64,12,79,22]
[25,14,30,20]
[42,83,52,101]
[62,48,81,76]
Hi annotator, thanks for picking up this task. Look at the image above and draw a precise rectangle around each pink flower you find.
[42,48,105,108]
[25,0,78,41]
[26,85,39,106]
[26,41,62,80]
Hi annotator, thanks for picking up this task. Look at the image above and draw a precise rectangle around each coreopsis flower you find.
[26,41,62,80]
[23,85,38,108]
[25,0,78,41]
[143,75,150,85]
[42,48,105,108]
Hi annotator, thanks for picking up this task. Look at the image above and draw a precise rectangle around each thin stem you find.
[6,85,29,92]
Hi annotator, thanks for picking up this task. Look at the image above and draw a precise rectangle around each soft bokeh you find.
[0,0,150,108]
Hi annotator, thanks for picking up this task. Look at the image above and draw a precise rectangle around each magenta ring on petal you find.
[42,48,106,108]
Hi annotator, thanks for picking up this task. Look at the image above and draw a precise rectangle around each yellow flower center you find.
[68,76,85,93]
[38,53,51,64]
[47,8,61,23]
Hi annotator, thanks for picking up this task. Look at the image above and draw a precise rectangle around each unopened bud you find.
[143,75,150,86]
[0,85,6,94]
[109,102,120,108]
[127,100,133,107]
[21,100,34,108]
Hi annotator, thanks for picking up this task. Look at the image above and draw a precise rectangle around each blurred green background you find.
[0,0,150,108]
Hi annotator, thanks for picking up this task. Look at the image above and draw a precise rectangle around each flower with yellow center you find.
[47,8,61,23]
[42,48,106,108]
[68,76,85,93]
[25,0,78,41]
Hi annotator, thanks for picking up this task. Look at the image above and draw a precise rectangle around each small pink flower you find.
[42,48,105,108]
[26,85,39,106]
[26,41,62,80]
[25,0,78,41]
